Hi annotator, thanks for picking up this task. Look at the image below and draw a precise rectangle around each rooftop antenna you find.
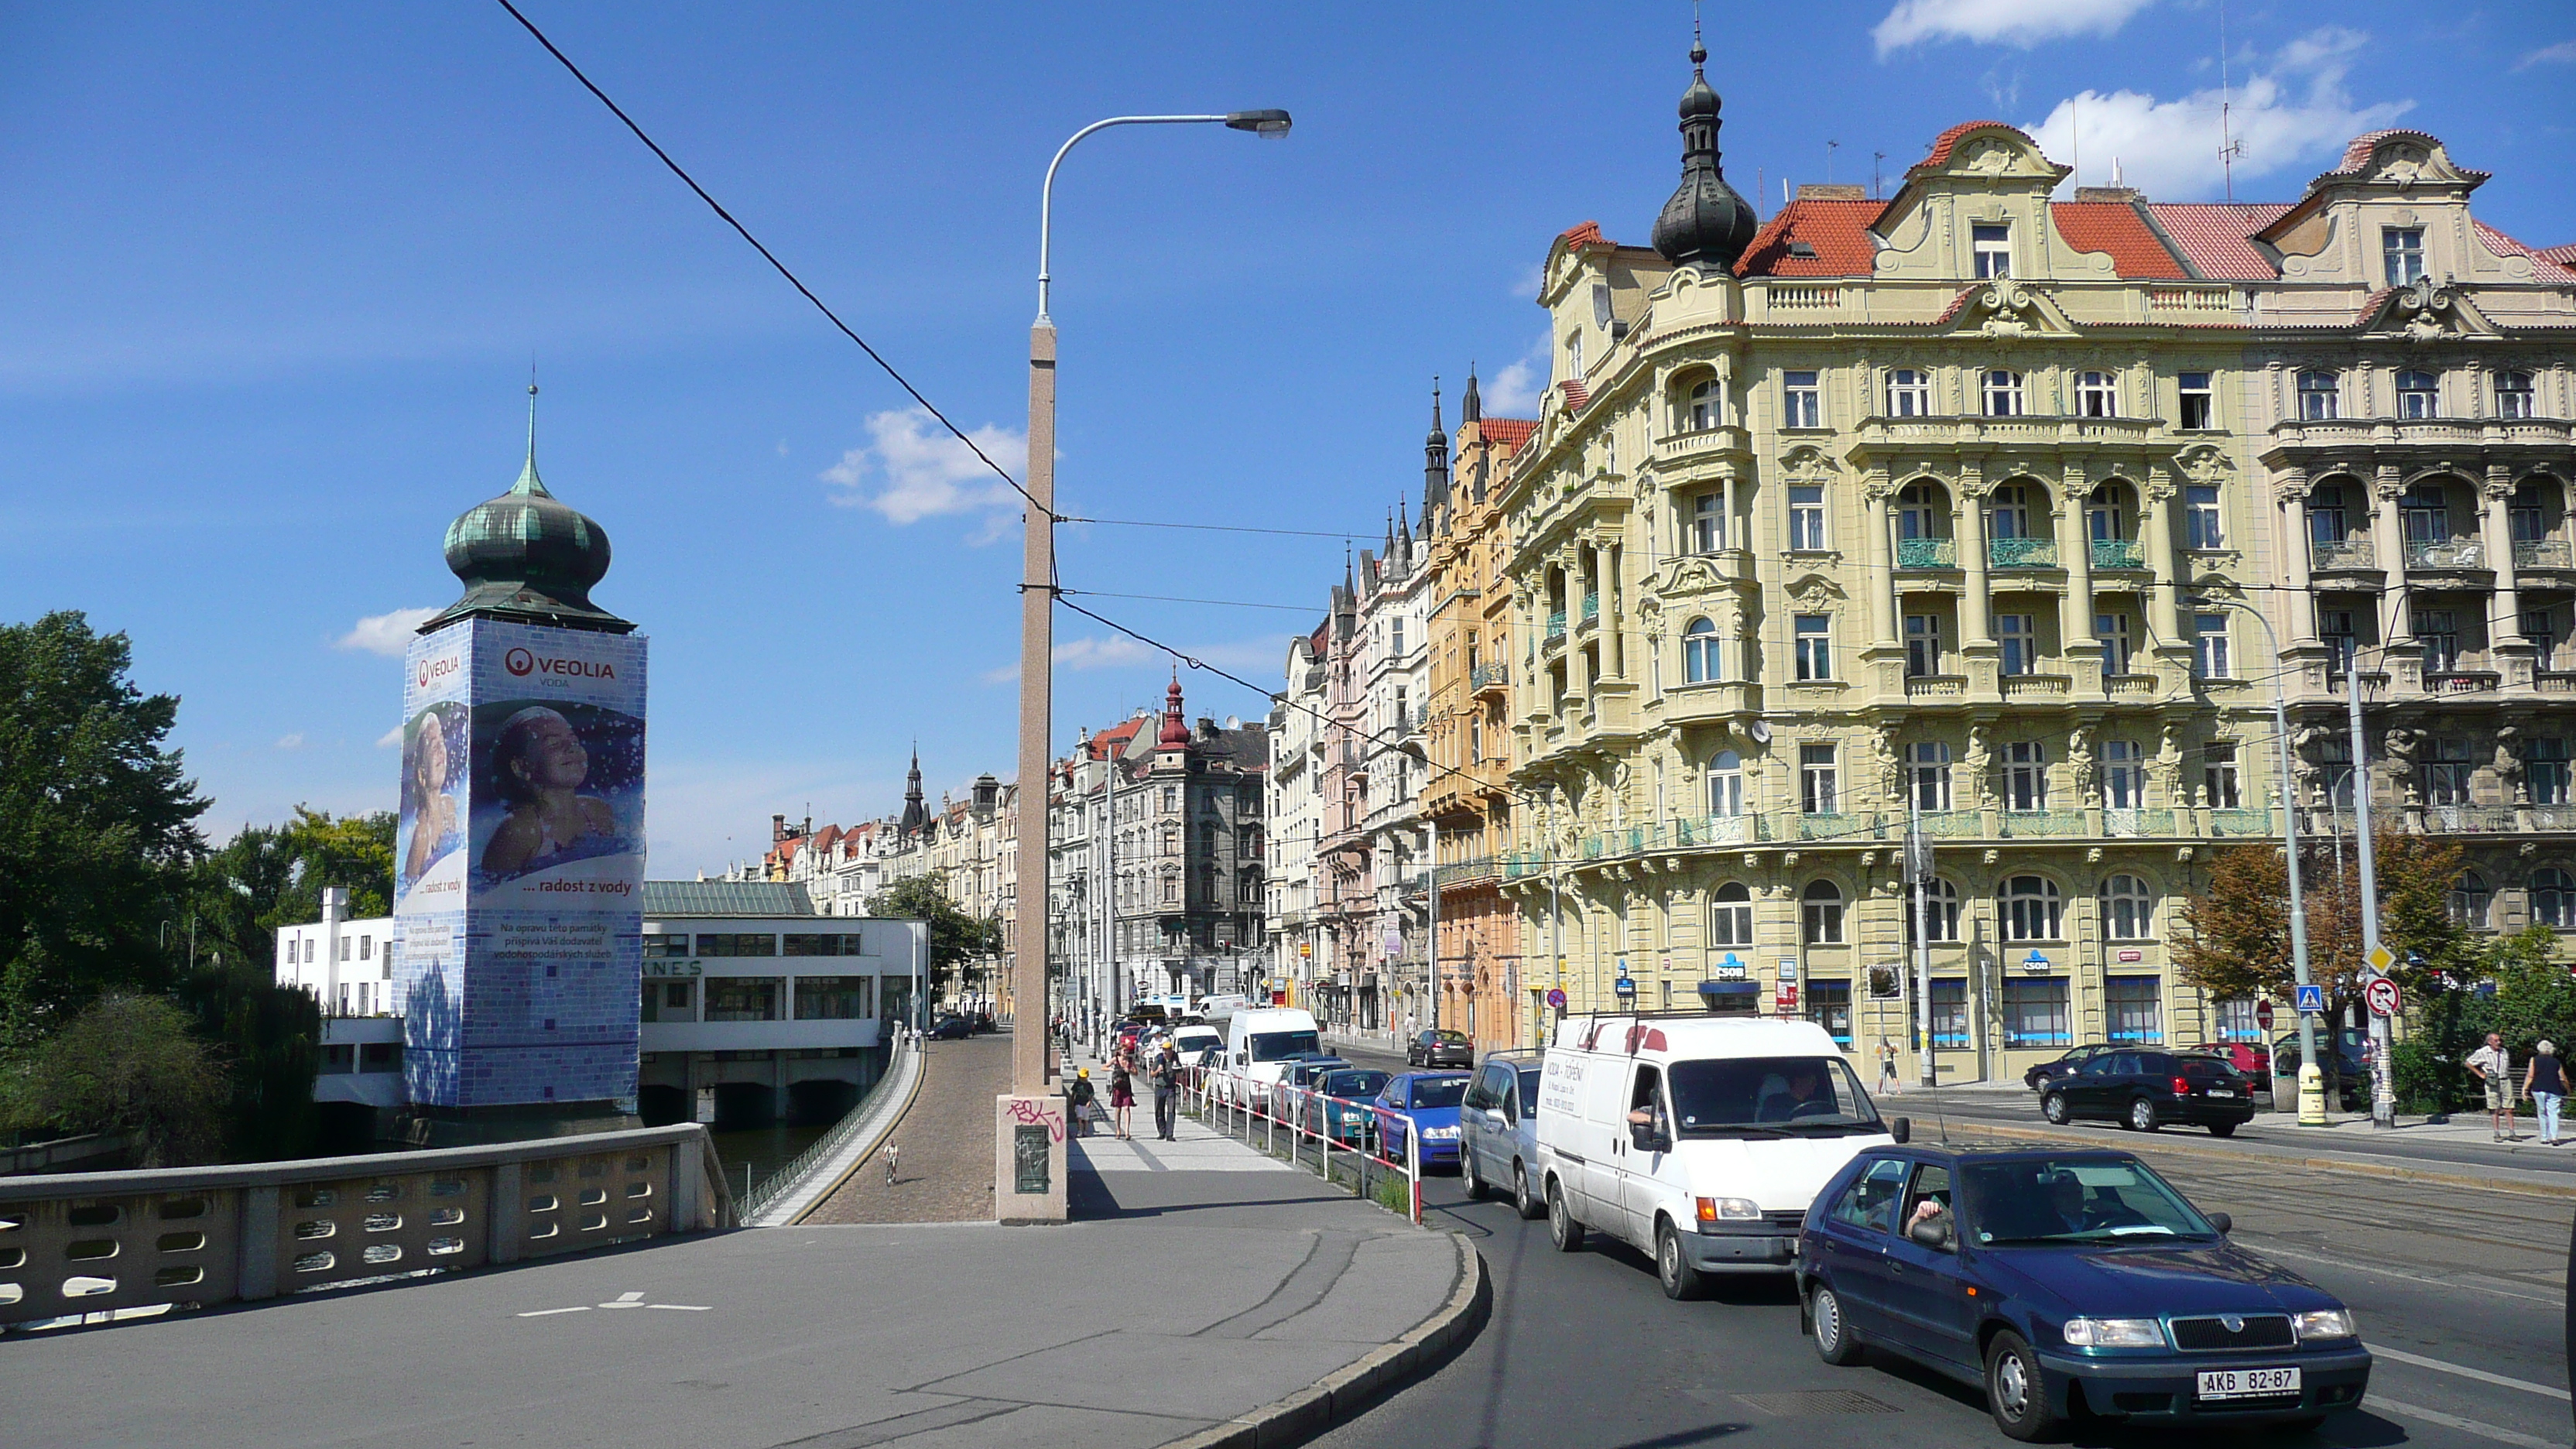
[1873,150,1886,200]
[1826,139,1840,186]
[2069,94,2081,190]
[2218,0,2243,201]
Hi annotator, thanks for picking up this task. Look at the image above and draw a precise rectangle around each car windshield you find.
[1516,1067,1541,1115]
[1665,1057,1885,1136]
[1407,1077,1469,1108]
[1964,1156,2215,1245]
[1322,1070,1389,1098]
[1249,1030,1321,1062]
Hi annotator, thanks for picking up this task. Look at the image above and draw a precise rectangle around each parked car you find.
[1279,1055,1351,1108]
[1406,1028,1476,1069]
[1459,1050,1546,1218]
[2273,1030,2372,1110]
[928,1015,972,1041]
[1375,1071,1472,1167]
[1218,1006,1322,1110]
[2040,1050,2256,1135]
[1800,1146,2371,1438]
[2023,1043,2116,1091]
[1304,1068,1392,1145]
[2190,1040,2273,1080]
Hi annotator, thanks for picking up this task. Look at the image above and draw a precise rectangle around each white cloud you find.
[336,607,439,657]
[1508,262,1543,300]
[2515,40,2576,70]
[821,407,1028,526]
[1483,331,1551,416]
[1875,0,2152,54]
[2023,27,2410,199]
[275,733,305,750]
[376,725,404,749]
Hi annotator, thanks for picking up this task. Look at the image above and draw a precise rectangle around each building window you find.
[2450,871,2492,929]
[2426,738,2473,807]
[1927,980,1968,1049]
[1997,614,2036,677]
[2382,225,2426,287]
[1711,881,1753,946]
[1783,371,1822,429]
[2534,868,2576,929]
[1982,368,2024,417]
[1788,485,1828,550]
[695,933,778,957]
[2315,735,2355,809]
[1689,492,1724,553]
[705,978,783,1022]
[2532,738,2569,806]
[794,975,873,1019]
[2186,485,2225,549]
[2003,978,2072,1048]
[2496,370,2537,420]
[2297,370,2339,420]
[643,934,692,959]
[1909,741,1953,811]
[1686,377,1721,432]
[2204,742,2242,809]
[1682,617,1721,683]
[1998,875,2063,940]
[2076,371,2118,419]
[1807,980,1853,1046]
[1987,482,2031,540]
[783,933,871,957]
[2307,483,2348,548]
[1793,615,1833,680]
[2006,741,2048,811]
[2531,610,2564,673]
[2396,368,2439,420]
[2095,611,2135,676]
[1800,743,1839,814]
[1707,750,1745,817]
[1391,618,1406,656]
[1973,222,2011,279]
[2414,607,2459,674]
[2212,999,2264,1043]
[1904,614,1944,677]
[1888,368,1930,417]
[2105,977,2163,1043]
[2192,613,2231,679]
[1897,481,1947,544]
[1802,881,1845,944]
[2100,874,2154,940]
[2101,739,2144,810]
[2513,481,2550,544]
[1906,876,1961,943]
[2178,371,2214,430]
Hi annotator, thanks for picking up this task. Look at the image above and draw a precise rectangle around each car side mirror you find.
[2206,1211,2232,1235]
[1889,1117,1910,1144]
[1907,1218,1953,1250]
[1629,1122,1671,1153]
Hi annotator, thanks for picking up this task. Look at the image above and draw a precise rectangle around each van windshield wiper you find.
[1684,1123,1797,1138]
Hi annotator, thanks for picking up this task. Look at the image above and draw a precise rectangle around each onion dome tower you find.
[1158,676,1191,748]
[1421,379,1449,537]
[423,385,633,635]
[1649,28,1759,272]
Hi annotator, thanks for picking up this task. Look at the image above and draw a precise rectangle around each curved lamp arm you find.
[1040,111,1292,320]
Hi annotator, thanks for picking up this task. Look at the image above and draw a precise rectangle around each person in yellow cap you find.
[1067,1067,1098,1138]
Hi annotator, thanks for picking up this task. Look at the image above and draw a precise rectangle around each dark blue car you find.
[1375,1071,1471,1167]
[1800,1146,2369,1440]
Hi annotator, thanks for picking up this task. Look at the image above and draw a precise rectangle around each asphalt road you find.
[1314,1041,2573,1449]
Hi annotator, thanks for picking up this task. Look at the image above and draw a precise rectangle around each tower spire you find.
[1650,6,1758,272]
[1422,375,1451,537]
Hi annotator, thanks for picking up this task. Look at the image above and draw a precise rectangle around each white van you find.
[1535,1014,1903,1300]
[1220,1007,1321,1108]
[1170,1023,1224,1065]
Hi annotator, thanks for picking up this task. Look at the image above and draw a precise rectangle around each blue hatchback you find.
[1375,1071,1471,1167]
[1799,1146,2369,1440]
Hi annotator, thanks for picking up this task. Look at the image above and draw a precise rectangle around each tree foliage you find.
[867,873,1002,999]
[2175,830,2466,1021]
[2,993,229,1166]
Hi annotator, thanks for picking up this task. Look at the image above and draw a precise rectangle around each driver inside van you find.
[1755,1063,1836,1122]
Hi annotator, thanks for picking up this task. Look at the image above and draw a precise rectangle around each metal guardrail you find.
[0,1123,731,1331]
[741,1030,919,1225]
[1186,1067,1423,1225]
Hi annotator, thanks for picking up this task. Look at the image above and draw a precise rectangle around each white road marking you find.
[646,1303,711,1310]
[2245,1240,2565,1307]
[598,1292,647,1309]
[516,1306,590,1317]
[2370,1394,2564,1449]
[2367,1344,2572,1401]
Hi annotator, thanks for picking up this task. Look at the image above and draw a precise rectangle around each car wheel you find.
[1546,1179,1586,1252]
[1984,1330,2063,1441]
[1461,1145,1485,1200]
[2209,1122,2238,1138]
[2129,1097,2160,1132]
[1809,1283,1863,1365]
[1656,1221,1706,1300]
[1514,1161,1543,1220]
[2042,1091,2071,1125]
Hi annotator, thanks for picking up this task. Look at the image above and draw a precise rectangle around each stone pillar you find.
[1959,464,1994,646]
[2143,467,2185,646]
[1863,481,1896,645]
[2276,470,2318,644]
[2059,464,2095,687]
[2374,468,2414,649]
[2485,466,2523,640]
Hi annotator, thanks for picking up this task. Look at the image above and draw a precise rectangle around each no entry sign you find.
[2364,976,2401,1018]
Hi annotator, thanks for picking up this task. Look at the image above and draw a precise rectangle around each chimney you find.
[2074,185,2143,204]
[1797,183,1866,200]
[772,814,789,843]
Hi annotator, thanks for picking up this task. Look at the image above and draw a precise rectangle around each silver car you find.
[1458,1052,1546,1218]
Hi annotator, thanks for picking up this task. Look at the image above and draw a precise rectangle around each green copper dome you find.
[421,414,633,636]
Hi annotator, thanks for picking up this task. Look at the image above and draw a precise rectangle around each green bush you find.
[2391,1036,2465,1115]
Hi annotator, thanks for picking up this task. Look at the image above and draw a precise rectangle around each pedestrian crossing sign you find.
[2295,984,2325,1016]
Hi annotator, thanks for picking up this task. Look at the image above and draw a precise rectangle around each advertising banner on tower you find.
[396,617,647,1109]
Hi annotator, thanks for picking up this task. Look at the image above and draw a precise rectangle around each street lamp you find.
[2193,596,2324,1125]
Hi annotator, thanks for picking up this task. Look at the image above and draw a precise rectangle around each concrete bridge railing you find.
[0,1123,734,1331]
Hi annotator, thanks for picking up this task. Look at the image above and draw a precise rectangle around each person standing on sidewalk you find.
[1067,1068,1098,1139]
[2468,1033,2517,1141]
[1878,1040,1899,1096]
[1152,1043,1181,1141]
[1108,1051,1137,1140]
[2526,1042,2566,1146]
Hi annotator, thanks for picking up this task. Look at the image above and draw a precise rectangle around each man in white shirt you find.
[2466,1032,2516,1142]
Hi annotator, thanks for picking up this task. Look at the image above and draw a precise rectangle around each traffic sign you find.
[2365,976,2402,1018]
[1614,977,1636,997]
[2256,999,2275,1031]
[2366,944,2395,974]
[1546,988,1567,1009]
[2294,983,2325,1016]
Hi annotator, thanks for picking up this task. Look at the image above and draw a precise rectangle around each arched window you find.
[1711,882,1754,947]
[1999,875,2063,941]
[2297,369,2339,420]
[1685,377,1721,433]
[1683,618,1721,683]
[2099,875,2154,940]
[1706,750,1744,818]
[1802,880,1845,945]
[2450,871,2492,929]
[1905,877,1961,944]
[2534,868,2576,929]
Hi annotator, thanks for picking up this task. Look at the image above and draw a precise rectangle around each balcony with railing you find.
[1896,537,1958,569]
[1989,537,2057,569]
[1434,855,1498,888]
[1575,595,1601,633]
[2310,539,2379,574]
[2406,537,2486,570]
[2089,538,2144,570]
[1470,663,1509,697]
[2516,538,2575,570]
[1999,809,2088,838]
[2208,807,2277,837]
[1903,673,1968,700]
[1545,609,1567,641]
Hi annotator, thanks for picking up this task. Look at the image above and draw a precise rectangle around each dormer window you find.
[1786,240,1818,259]
[2382,227,2427,287]
[1973,223,2012,279]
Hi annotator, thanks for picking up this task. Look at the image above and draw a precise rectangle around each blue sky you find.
[5,1,2572,876]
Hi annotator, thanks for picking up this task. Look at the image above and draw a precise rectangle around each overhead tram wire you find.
[1057,515,1379,542]
[1058,589,1317,615]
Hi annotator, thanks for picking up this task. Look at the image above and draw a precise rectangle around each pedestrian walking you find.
[2468,1032,2517,1141]
[884,1142,899,1187]
[2527,1041,2567,1146]
[1109,1054,1137,1139]
[1152,1044,1181,1141]
[1067,1067,1098,1139]
[1878,1040,1900,1096]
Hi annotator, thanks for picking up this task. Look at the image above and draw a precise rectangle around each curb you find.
[782,1041,930,1226]
[1948,1117,2576,1201]
[1156,1232,1491,1449]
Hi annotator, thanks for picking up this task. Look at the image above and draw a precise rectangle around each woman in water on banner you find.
[480,704,622,879]
[401,702,466,889]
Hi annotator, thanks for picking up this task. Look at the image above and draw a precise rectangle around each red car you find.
[2191,1041,2273,1079]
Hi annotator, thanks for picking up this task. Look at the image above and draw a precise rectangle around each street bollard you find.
[2299,1061,2327,1126]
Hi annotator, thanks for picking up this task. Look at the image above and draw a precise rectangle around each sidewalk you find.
[803,1030,1012,1224]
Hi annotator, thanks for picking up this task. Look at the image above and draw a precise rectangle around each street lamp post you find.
[999,109,1290,1221]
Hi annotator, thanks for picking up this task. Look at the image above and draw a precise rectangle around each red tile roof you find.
[1735,198,1882,278]
[1088,718,1146,759]
[1479,418,1537,455]
[2542,244,2576,268]
[2050,202,2187,279]
[2476,221,2576,285]
[2144,203,2291,280]
[1560,379,1590,411]
[1557,220,1612,251]
[1910,121,2026,175]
